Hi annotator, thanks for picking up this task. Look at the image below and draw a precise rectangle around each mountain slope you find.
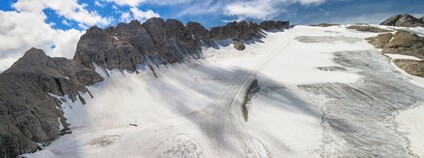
[20,24,424,157]
[0,19,288,157]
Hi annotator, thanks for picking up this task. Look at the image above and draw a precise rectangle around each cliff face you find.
[0,18,289,157]
[0,48,103,157]
[76,18,289,71]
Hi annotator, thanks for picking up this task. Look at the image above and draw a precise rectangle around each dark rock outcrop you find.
[233,38,246,51]
[0,48,102,157]
[367,30,424,78]
[380,14,424,27]
[347,25,392,33]
[76,19,289,71]
[186,22,214,47]
[383,31,424,58]
[210,21,263,41]
[367,31,424,58]
[366,33,393,48]
[393,59,424,77]
[259,21,289,31]
[0,18,289,157]
[420,17,424,23]
[311,23,340,27]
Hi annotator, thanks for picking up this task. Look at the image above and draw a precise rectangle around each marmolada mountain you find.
[1,13,424,158]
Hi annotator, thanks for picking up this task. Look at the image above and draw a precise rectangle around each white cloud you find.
[95,0,104,7]
[224,0,278,20]
[176,0,327,20]
[297,0,326,5]
[120,12,132,23]
[0,10,83,72]
[130,7,160,22]
[13,0,111,27]
[104,0,144,7]
[62,20,71,27]
[177,0,222,17]
[120,7,160,23]
[104,0,191,7]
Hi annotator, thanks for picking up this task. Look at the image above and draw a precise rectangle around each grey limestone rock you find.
[380,14,424,27]
[259,20,290,31]
[0,48,103,157]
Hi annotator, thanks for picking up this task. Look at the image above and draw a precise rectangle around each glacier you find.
[22,25,424,158]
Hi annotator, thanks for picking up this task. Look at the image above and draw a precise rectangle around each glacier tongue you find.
[23,25,424,157]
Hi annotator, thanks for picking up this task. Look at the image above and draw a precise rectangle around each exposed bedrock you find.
[76,18,289,70]
[346,25,392,33]
[0,18,289,157]
[380,14,424,27]
[367,30,424,78]
[0,48,103,157]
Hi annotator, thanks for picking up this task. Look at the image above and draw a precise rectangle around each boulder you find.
[233,38,246,51]
[380,14,424,27]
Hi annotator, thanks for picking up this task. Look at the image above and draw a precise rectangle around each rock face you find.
[0,18,289,157]
[0,48,102,157]
[209,21,263,41]
[380,14,424,27]
[420,17,424,23]
[346,25,391,33]
[76,19,289,70]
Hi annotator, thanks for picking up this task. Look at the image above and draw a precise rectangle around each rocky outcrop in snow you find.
[367,30,424,77]
[233,38,246,51]
[346,25,391,33]
[368,31,424,59]
[0,48,102,157]
[380,14,424,27]
[0,18,289,157]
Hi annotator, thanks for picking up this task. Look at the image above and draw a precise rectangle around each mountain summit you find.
[380,14,424,27]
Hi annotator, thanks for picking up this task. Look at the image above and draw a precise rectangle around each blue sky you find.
[0,0,423,72]
[1,0,423,29]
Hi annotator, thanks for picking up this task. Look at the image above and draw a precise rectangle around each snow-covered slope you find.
[23,25,424,157]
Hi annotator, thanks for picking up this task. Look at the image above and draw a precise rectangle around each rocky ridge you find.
[380,14,424,27]
[0,18,289,157]
[346,25,391,33]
